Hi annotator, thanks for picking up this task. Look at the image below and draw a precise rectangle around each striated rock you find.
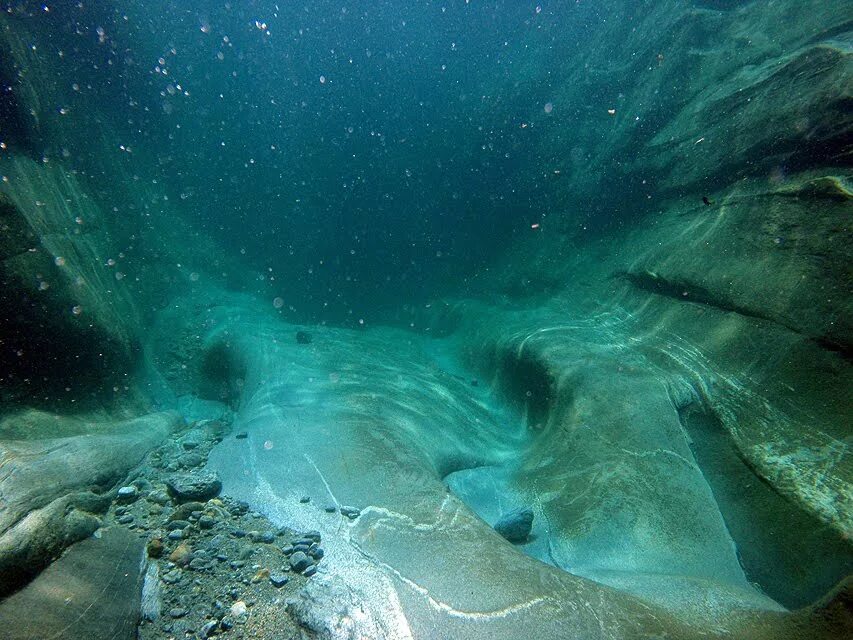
[0,411,181,596]
[0,527,145,640]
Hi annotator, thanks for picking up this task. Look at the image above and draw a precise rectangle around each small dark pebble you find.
[310,547,324,560]
[235,432,248,440]
[255,531,275,544]
[169,608,188,619]
[299,496,311,504]
[280,544,294,555]
[220,617,234,631]
[289,551,312,572]
[269,574,289,588]
[167,520,191,530]
[304,564,317,577]
[201,620,218,639]
[230,560,246,569]
[231,529,247,538]
[198,515,216,529]
[167,529,184,541]
[117,514,134,525]
[324,505,337,513]
[304,531,321,542]
[340,506,361,519]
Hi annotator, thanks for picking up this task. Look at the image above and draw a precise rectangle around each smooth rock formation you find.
[0,526,146,640]
[0,411,181,595]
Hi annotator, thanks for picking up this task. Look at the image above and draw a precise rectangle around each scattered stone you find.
[178,452,204,468]
[310,547,324,561]
[198,515,216,529]
[200,620,218,638]
[167,529,184,541]
[281,544,294,555]
[303,564,317,577]
[340,506,361,519]
[231,529,247,538]
[494,507,534,543]
[219,617,234,630]
[169,607,188,619]
[178,429,206,450]
[235,432,248,440]
[165,471,222,503]
[296,330,312,344]
[189,557,211,571]
[289,551,312,573]
[147,490,170,505]
[304,531,321,542]
[230,560,246,570]
[230,601,247,617]
[167,520,191,530]
[299,495,310,503]
[117,514,134,525]
[116,486,138,503]
[323,505,337,513]
[147,537,164,558]
[169,542,192,566]
[161,569,182,584]
[254,531,275,544]
[230,501,249,516]
[270,573,289,588]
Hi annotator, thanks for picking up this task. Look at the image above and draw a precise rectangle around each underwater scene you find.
[0,1,851,639]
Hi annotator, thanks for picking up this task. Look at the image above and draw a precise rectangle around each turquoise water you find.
[0,2,851,639]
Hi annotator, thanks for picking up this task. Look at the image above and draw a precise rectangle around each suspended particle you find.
[71,305,83,315]
[54,256,66,266]
[189,272,200,282]
[273,297,284,309]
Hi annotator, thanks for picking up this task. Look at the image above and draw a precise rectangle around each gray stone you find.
[161,569,182,584]
[198,515,216,529]
[116,486,138,503]
[117,514,134,525]
[201,620,218,638]
[167,529,184,540]
[289,551,312,573]
[494,508,534,543]
[340,506,361,519]
[169,607,188,619]
[165,471,222,503]
[269,573,289,587]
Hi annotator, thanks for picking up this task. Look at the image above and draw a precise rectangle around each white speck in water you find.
[54,256,65,266]
[273,297,284,309]
[544,102,553,114]
[71,305,83,316]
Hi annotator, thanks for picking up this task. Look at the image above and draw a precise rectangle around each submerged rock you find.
[165,471,222,502]
[494,508,534,543]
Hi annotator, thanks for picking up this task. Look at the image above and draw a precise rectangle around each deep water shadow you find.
[678,404,853,608]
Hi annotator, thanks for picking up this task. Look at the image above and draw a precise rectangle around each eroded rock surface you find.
[0,411,181,595]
